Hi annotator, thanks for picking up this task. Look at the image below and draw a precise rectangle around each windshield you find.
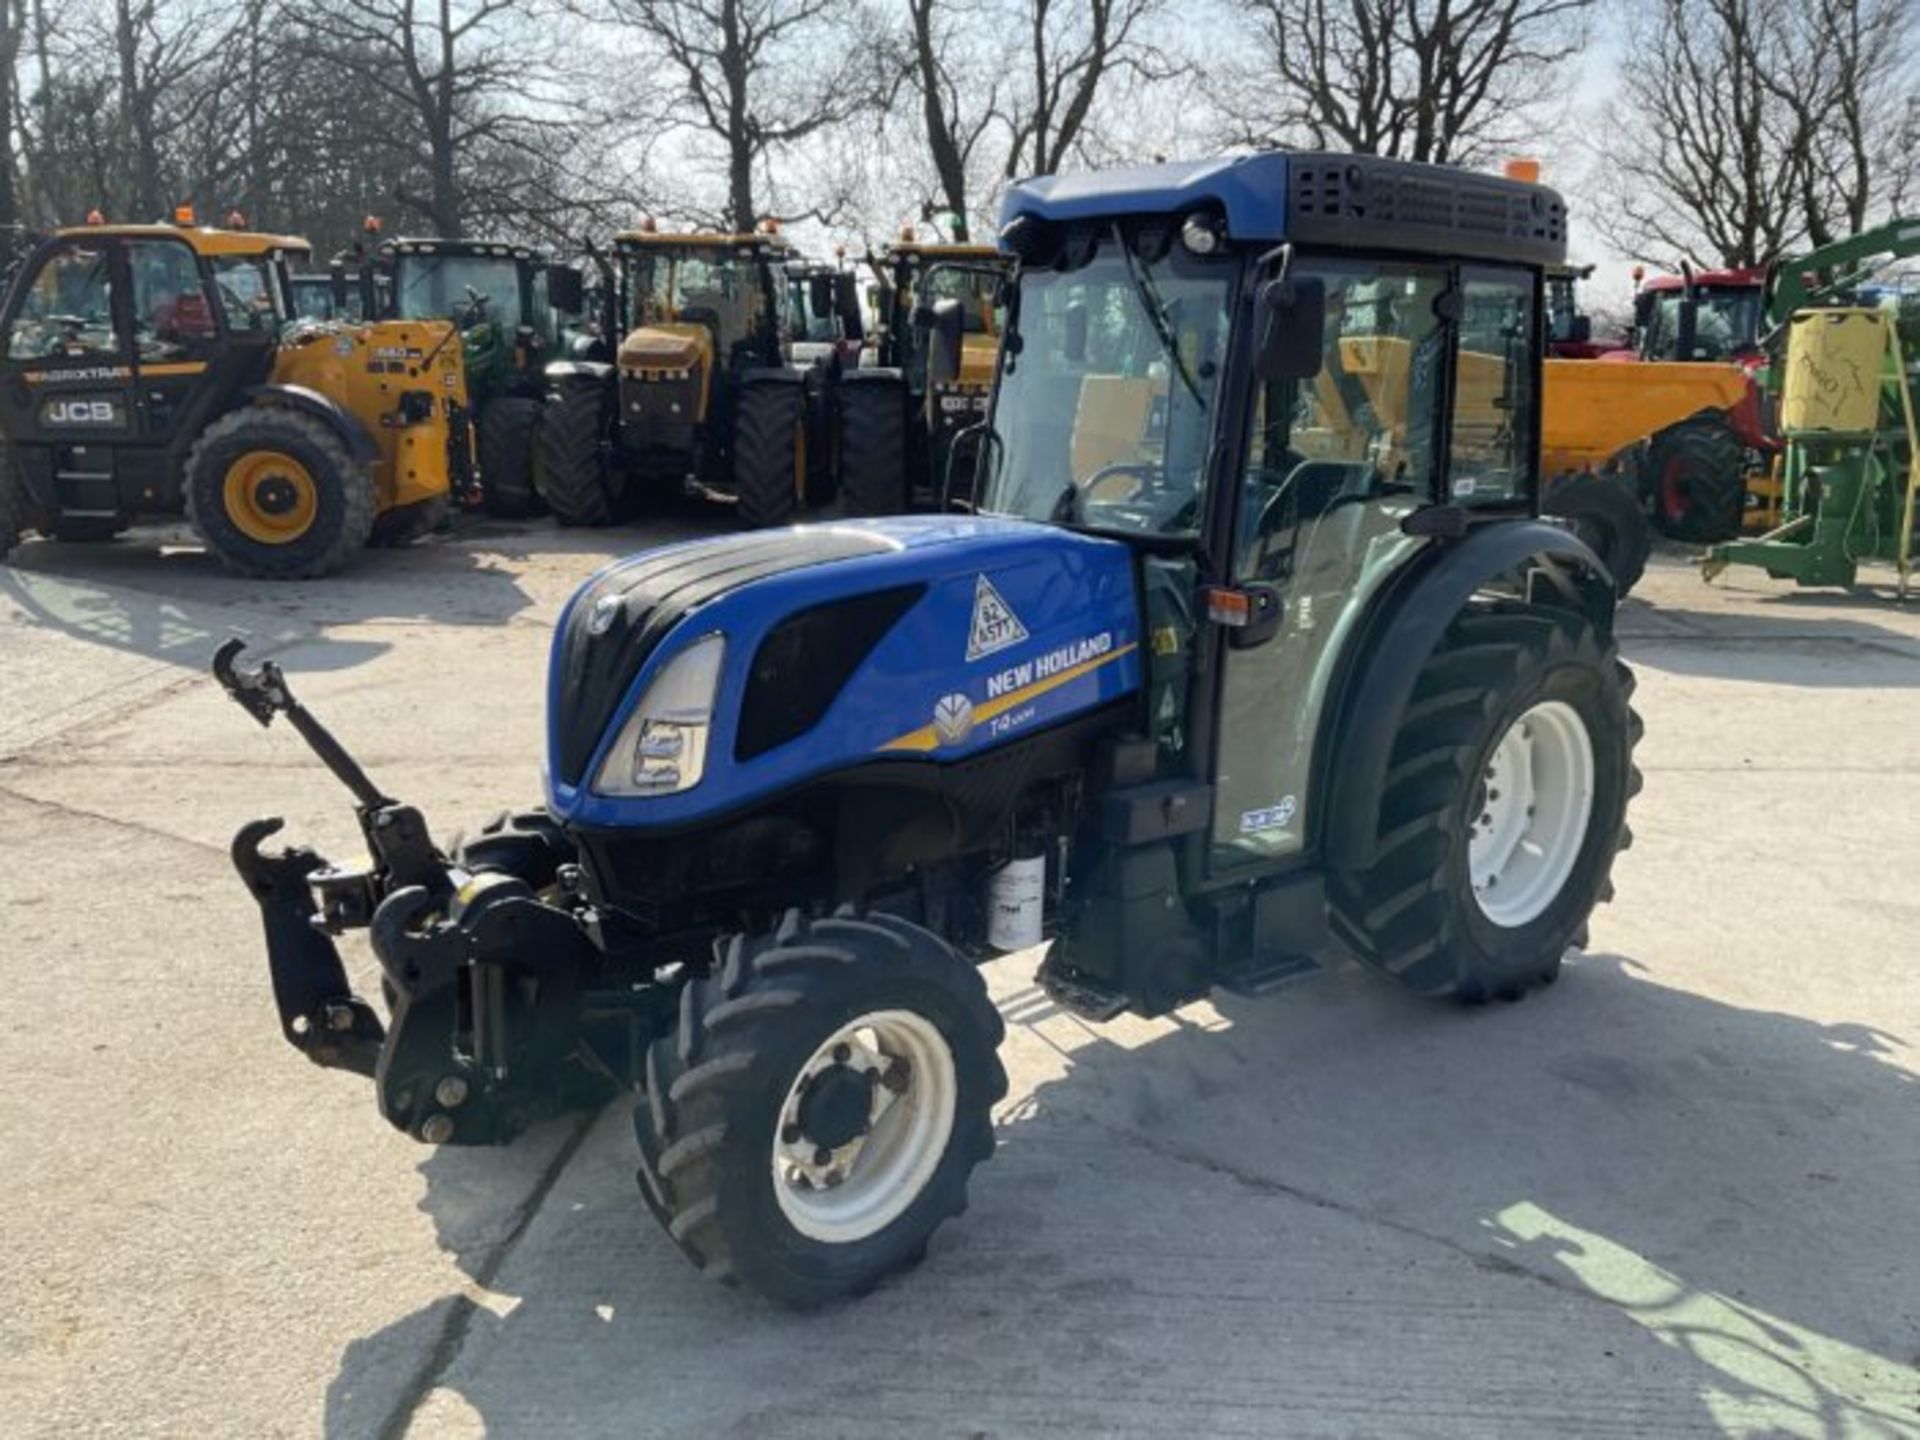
[785,274,839,342]
[626,248,760,339]
[978,234,1235,540]
[1645,286,1761,359]
[394,254,523,330]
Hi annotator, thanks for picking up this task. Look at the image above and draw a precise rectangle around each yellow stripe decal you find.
[140,362,209,376]
[880,642,1139,754]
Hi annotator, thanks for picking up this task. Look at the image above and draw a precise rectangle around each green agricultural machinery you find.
[1704,219,1920,594]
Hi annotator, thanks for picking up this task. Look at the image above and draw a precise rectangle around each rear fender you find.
[245,383,379,464]
[1320,521,1614,872]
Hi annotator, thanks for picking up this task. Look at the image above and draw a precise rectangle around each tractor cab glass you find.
[5,242,122,360]
[128,239,219,361]
[1642,286,1761,360]
[626,246,768,343]
[898,258,1001,391]
[980,226,1234,540]
[394,251,524,331]
[209,254,287,334]
[784,271,842,343]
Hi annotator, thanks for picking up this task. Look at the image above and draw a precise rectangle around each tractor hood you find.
[619,324,709,374]
[545,516,1143,827]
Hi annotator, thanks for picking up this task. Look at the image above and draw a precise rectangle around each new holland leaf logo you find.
[965,573,1029,662]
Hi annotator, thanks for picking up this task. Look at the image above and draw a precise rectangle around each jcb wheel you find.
[732,380,804,528]
[634,910,1006,1307]
[1541,470,1650,596]
[1330,605,1642,1003]
[185,407,372,579]
[837,375,908,515]
[0,453,27,559]
[1646,420,1745,542]
[477,396,544,517]
[537,380,617,526]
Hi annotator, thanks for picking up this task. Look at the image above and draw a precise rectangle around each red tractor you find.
[1631,265,1768,364]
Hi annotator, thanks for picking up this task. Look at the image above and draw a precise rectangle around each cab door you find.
[0,236,140,518]
[1205,255,1454,876]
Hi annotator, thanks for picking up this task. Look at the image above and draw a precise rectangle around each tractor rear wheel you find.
[732,380,805,528]
[185,407,373,579]
[633,910,1006,1307]
[477,396,544,517]
[1541,470,1650,596]
[837,375,908,515]
[0,454,23,559]
[1329,604,1641,1003]
[1646,421,1745,542]
[537,379,618,526]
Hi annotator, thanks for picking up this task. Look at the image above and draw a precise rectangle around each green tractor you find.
[538,225,818,528]
[836,239,1009,515]
[352,237,585,517]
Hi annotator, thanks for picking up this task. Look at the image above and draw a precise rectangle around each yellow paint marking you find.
[140,361,209,376]
[880,642,1137,753]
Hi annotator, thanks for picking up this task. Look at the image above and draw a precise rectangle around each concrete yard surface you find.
[2,524,1918,1438]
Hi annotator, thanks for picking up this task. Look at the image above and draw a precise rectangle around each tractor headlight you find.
[594,634,725,796]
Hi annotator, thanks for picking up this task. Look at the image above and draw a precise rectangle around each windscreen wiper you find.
[1113,223,1204,408]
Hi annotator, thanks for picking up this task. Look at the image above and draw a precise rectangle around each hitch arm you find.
[213,639,389,810]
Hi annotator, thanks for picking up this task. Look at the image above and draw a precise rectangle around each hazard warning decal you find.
[965,573,1030,662]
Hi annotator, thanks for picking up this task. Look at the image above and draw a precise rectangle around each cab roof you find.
[885,242,1002,260]
[1000,151,1566,268]
[1639,267,1765,293]
[380,236,544,262]
[614,231,793,253]
[55,223,311,258]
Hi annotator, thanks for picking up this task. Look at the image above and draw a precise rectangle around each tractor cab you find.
[865,239,1005,394]
[1634,267,1766,363]
[616,227,791,382]
[781,258,864,369]
[289,272,346,323]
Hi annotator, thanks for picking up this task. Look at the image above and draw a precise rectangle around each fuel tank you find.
[545,516,1143,828]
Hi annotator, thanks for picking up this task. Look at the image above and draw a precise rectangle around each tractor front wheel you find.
[1646,421,1745,543]
[477,396,544,517]
[537,380,618,526]
[634,910,1006,1307]
[185,407,373,579]
[1330,604,1641,1003]
[732,380,805,528]
[836,375,908,515]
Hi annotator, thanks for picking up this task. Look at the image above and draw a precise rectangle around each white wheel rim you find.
[771,1009,957,1244]
[1468,700,1595,928]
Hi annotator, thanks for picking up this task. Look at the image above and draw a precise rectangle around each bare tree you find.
[598,0,877,231]
[1597,0,1917,267]
[1217,0,1593,165]
[1002,0,1174,180]
[895,0,1006,241]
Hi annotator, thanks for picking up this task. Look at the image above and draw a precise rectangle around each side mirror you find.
[808,273,834,319]
[547,264,584,316]
[917,297,965,386]
[1063,302,1089,363]
[328,262,348,315]
[1254,276,1326,381]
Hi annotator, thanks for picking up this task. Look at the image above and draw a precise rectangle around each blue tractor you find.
[216,152,1641,1306]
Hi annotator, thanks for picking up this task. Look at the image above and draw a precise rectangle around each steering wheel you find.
[1082,460,1165,504]
[458,286,492,328]
[1080,460,1198,533]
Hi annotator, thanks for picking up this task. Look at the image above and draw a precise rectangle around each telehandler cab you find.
[0,217,472,576]
[218,152,1641,1306]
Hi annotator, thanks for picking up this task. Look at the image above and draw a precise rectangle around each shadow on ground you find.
[327,952,1920,1438]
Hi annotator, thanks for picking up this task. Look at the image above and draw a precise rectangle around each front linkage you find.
[215,640,626,1146]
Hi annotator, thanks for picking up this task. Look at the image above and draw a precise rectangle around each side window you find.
[1450,269,1536,506]
[127,240,218,360]
[210,256,280,333]
[5,243,123,361]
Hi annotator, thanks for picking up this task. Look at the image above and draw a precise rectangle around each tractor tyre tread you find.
[837,376,909,516]
[184,406,373,579]
[633,909,1006,1307]
[732,381,804,529]
[1647,420,1746,543]
[1542,469,1651,596]
[537,381,616,526]
[1329,604,1641,1004]
[477,396,545,517]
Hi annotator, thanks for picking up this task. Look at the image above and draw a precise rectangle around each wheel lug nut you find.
[813,1146,833,1166]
